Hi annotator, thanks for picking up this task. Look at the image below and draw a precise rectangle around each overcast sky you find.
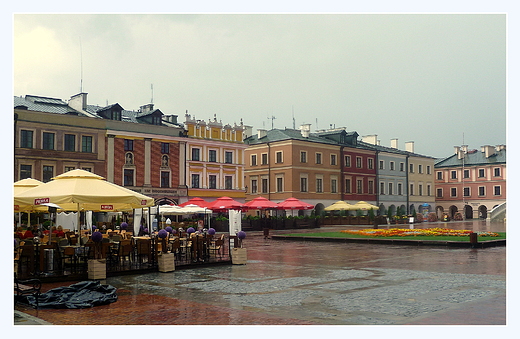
[13,13,506,158]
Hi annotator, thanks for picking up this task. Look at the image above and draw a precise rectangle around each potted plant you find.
[88,231,106,280]
[232,231,247,265]
[157,229,175,272]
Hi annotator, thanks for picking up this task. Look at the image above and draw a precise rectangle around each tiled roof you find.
[245,128,339,145]
[14,96,82,115]
[435,149,506,167]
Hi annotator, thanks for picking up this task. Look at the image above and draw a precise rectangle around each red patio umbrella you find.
[179,197,208,208]
[206,196,245,211]
[277,197,314,210]
[244,197,279,210]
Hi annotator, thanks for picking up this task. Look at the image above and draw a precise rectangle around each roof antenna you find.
[79,36,83,93]
[292,106,295,129]
[268,115,276,130]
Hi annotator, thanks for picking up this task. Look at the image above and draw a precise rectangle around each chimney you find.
[481,145,495,158]
[300,124,311,138]
[495,144,506,152]
[69,93,88,111]
[455,146,466,160]
[391,138,398,149]
[140,103,154,114]
[257,129,267,139]
[405,141,414,153]
[362,135,378,145]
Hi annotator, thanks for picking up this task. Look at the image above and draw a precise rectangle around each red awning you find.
[179,197,209,208]
[277,197,314,210]
[244,197,279,210]
[206,196,244,211]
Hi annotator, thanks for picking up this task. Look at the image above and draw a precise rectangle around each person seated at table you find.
[22,227,34,239]
[56,225,65,238]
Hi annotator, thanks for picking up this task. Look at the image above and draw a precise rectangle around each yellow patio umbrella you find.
[352,201,379,210]
[324,201,356,211]
[14,178,47,213]
[15,169,154,231]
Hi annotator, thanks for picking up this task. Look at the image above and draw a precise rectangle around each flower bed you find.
[340,228,500,238]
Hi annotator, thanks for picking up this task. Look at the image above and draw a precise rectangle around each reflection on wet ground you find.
[15,221,506,326]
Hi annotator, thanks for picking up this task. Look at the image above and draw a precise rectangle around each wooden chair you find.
[18,245,35,276]
[117,240,134,268]
[209,234,225,259]
[135,238,152,264]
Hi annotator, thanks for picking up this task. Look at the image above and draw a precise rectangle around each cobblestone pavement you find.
[13,223,509,331]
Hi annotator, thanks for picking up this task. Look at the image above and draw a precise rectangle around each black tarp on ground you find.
[23,280,118,309]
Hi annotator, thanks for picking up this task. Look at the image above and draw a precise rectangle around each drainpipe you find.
[340,146,345,201]
[267,142,271,201]
[375,150,379,212]
[406,154,410,215]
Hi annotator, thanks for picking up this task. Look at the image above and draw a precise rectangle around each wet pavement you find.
[13,221,508,329]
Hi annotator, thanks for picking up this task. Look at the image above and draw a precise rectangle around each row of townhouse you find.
[14,93,247,207]
[14,92,506,220]
[243,126,436,217]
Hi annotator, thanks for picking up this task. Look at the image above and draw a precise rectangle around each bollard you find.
[469,232,478,245]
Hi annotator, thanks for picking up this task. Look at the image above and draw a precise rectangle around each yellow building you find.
[183,113,248,203]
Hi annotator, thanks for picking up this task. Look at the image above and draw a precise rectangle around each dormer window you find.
[111,110,121,120]
[152,115,161,125]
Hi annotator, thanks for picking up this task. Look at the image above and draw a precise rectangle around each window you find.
[379,160,384,170]
[478,169,485,178]
[427,165,431,175]
[20,130,33,148]
[400,162,405,171]
[357,180,362,194]
[20,165,32,179]
[418,164,423,174]
[398,183,402,195]
[191,174,200,188]
[225,176,233,190]
[64,134,75,152]
[479,186,485,196]
[43,165,54,182]
[81,136,92,153]
[262,178,268,193]
[276,151,283,163]
[437,171,443,180]
[316,153,322,164]
[331,179,337,193]
[65,166,75,172]
[419,184,423,196]
[494,168,501,177]
[161,171,170,188]
[331,154,337,166]
[437,188,443,198]
[152,115,161,125]
[345,156,351,167]
[345,179,351,193]
[463,169,470,179]
[111,110,121,121]
[494,186,501,196]
[388,182,393,195]
[368,180,374,194]
[124,169,134,186]
[124,139,133,151]
[82,167,91,172]
[390,161,395,171]
[277,177,283,192]
[410,184,414,196]
[300,151,307,163]
[451,170,457,179]
[409,163,414,173]
[463,187,470,197]
[451,187,457,197]
[427,184,431,196]
[161,143,169,154]
[192,148,200,161]
[300,177,308,192]
[368,158,374,169]
[380,182,385,195]
[209,175,217,189]
[209,150,217,162]
[43,132,55,150]
[261,153,268,165]
[316,178,323,193]
[356,157,362,168]
[225,151,233,164]
[251,154,257,166]
[251,179,258,193]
